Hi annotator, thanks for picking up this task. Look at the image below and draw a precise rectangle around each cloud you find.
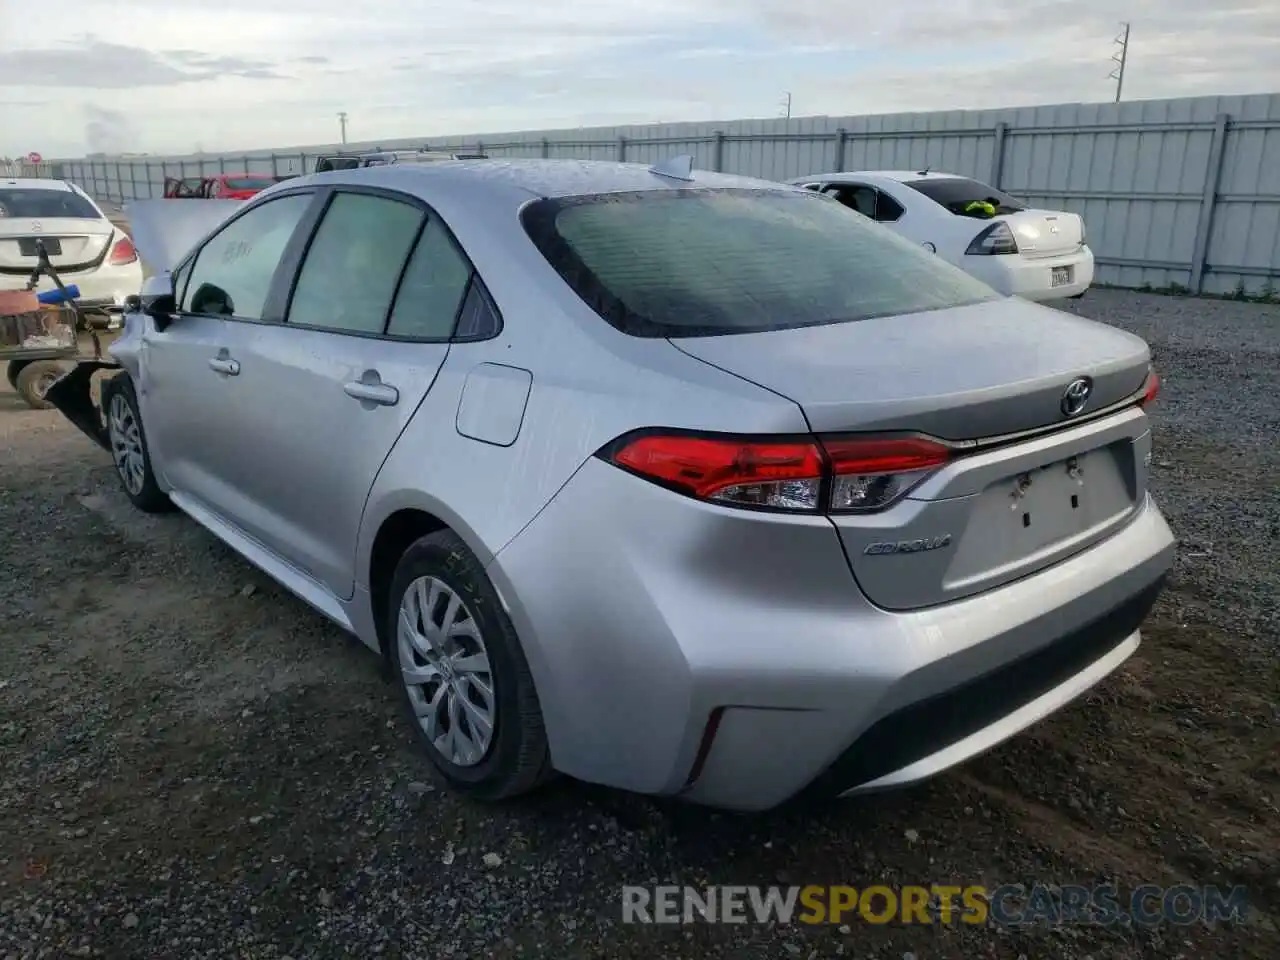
[0,39,286,88]
[0,0,1277,158]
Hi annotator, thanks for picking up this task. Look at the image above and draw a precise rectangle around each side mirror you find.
[139,274,177,330]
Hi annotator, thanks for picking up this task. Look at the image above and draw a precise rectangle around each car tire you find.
[388,529,553,800]
[103,376,173,514]
[6,360,26,390]
[1070,290,1087,300]
[14,360,74,410]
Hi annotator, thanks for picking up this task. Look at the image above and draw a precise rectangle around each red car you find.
[201,173,277,199]
[163,173,276,200]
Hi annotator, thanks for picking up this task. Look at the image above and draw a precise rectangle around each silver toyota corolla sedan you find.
[49,158,1174,811]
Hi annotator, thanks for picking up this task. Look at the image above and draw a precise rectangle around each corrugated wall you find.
[51,93,1280,296]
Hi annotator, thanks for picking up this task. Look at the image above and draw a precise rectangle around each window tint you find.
[315,157,364,172]
[288,192,423,335]
[826,184,877,218]
[825,185,905,223]
[876,191,906,222]
[522,188,998,338]
[171,258,194,306]
[452,279,501,340]
[904,178,1027,217]
[182,193,312,319]
[0,188,99,220]
[386,219,473,340]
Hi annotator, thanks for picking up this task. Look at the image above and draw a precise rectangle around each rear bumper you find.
[965,246,1095,301]
[0,260,143,307]
[490,455,1175,811]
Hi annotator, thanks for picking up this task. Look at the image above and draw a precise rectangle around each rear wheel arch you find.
[369,508,449,662]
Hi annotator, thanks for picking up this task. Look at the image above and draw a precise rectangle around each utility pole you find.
[1109,23,1131,103]
[780,92,792,120]
[337,111,349,144]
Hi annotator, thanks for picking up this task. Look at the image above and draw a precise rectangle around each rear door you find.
[223,186,481,599]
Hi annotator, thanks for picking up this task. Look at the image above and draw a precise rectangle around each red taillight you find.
[610,434,825,510]
[823,436,952,512]
[1138,369,1160,407]
[603,432,951,513]
[108,235,137,266]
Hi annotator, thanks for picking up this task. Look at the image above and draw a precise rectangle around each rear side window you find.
[0,188,99,220]
[522,188,997,338]
[904,178,1027,217]
[385,220,473,340]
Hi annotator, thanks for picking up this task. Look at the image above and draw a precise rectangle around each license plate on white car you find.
[1051,266,1073,288]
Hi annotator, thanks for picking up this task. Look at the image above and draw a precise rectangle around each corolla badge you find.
[863,534,952,556]
[1060,377,1093,417]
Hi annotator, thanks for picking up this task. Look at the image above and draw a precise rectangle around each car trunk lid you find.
[670,299,1154,610]
[670,298,1149,439]
[0,217,113,276]
[1000,209,1084,259]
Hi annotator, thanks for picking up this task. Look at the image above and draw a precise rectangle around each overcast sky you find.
[1,0,1278,158]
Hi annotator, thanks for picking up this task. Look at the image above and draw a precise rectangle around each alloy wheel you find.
[107,392,145,496]
[398,576,496,767]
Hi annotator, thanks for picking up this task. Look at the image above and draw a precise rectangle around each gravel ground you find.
[1,288,1277,960]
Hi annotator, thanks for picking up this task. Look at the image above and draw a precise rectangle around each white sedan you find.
[788,171,1093,301]
[0,177,143,310]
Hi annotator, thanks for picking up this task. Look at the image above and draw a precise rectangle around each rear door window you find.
[286,192,424,335]
[522,188,997,338]
[904,178,1027,217]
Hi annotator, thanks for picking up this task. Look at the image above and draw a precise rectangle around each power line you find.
[1109,22,1131,103]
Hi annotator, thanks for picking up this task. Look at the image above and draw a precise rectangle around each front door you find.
[138,191,317,517]
[225,188,478,599]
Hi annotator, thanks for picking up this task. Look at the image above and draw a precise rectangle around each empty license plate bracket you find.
[1010,456,1086,534]
[18,238,62,257]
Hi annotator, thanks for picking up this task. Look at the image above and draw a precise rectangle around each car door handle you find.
[343,380,399,406]
[208,357,240,376]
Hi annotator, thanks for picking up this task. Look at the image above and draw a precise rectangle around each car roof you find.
[790,170,969,184]
[306,158,793,204]
[0,177,76,191]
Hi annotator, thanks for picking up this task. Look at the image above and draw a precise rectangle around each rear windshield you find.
[0,188,99,220]
[521,188,998,338]
[223,177,274,190]
[904,178,1027,217]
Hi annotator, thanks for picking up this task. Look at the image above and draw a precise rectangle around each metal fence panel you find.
[43,91,1280,294]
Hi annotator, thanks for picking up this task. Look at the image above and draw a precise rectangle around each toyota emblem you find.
[1060,377,1093,417]
[30,220,42,232]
